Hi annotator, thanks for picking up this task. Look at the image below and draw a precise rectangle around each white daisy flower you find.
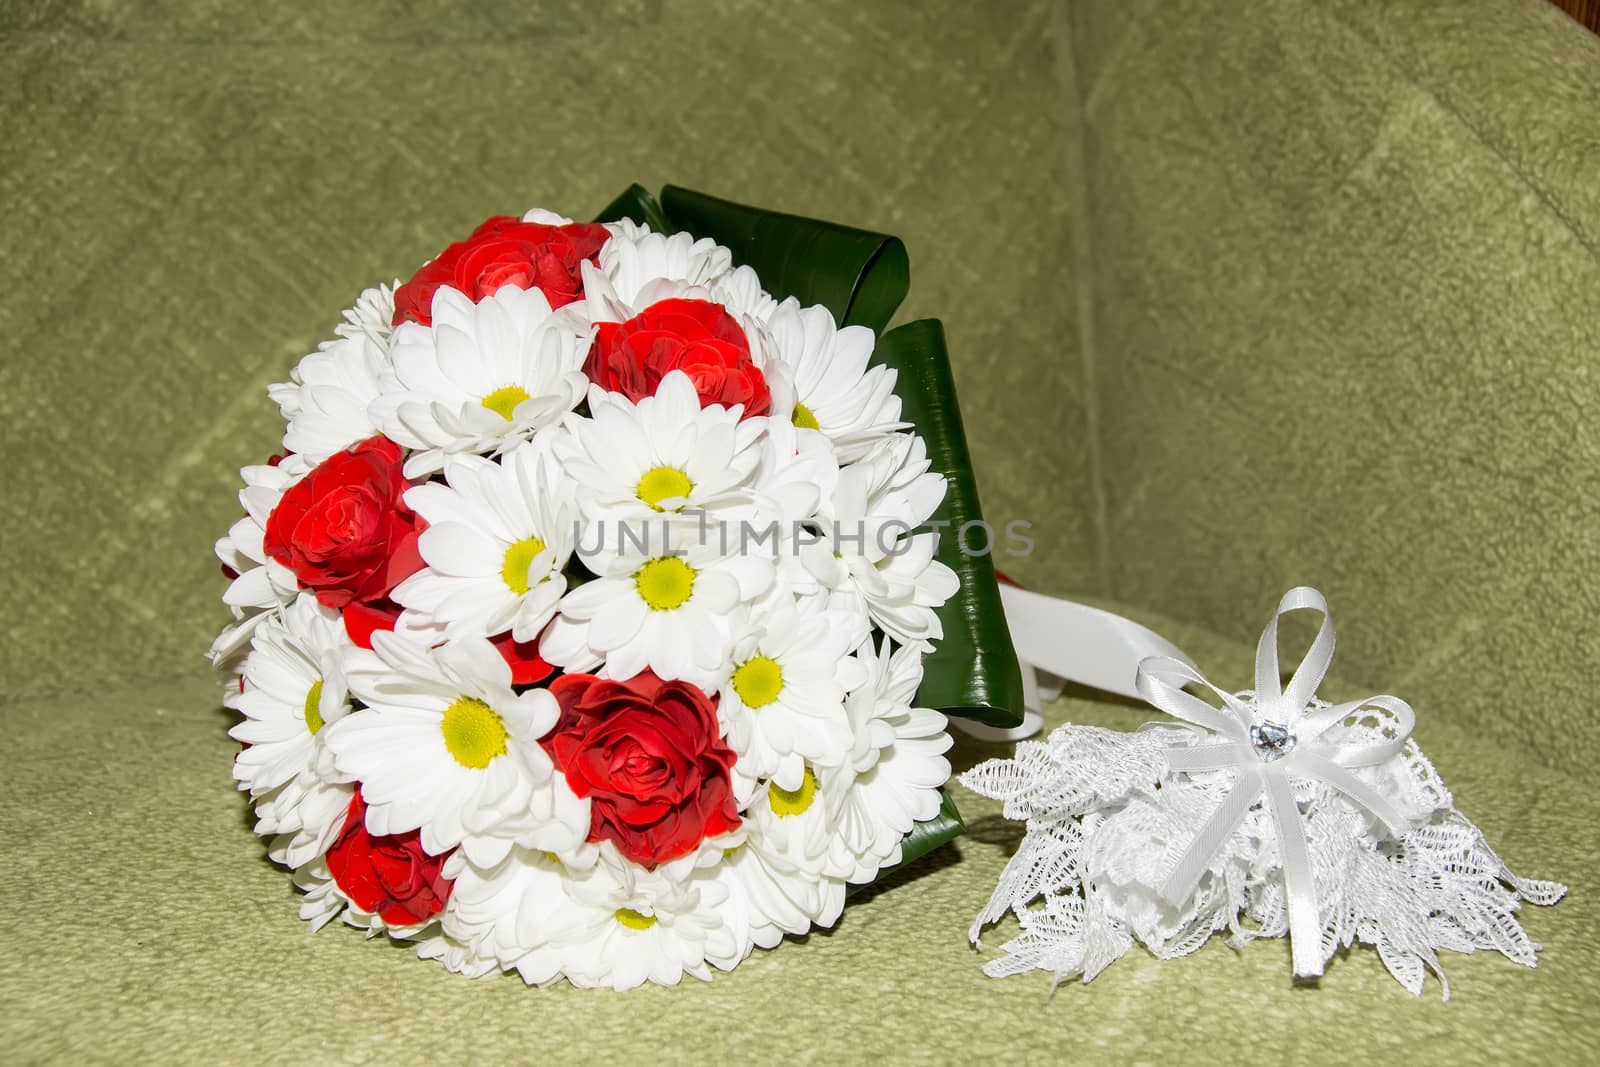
[255,782,357,871]
[545,855,738,990]
[743,759,851,880]
[719,595,868,797]
[415,937,504,979]
[228,594,351,797]
[706,840,843,964]
[712,261,780,323]
[558,371,762,531]
[226,594,356,868]
[456,767,591,872]
[427,847,565,979]
[268,283,396,464]
[372,284,589,478]
[432,843,741,989]
[581,222,779,346]
[764,298,905,463]
[391,443,576,644]
[800,432,959,646]
[542,514,774,689]
[737,415,841,574]
[209,455,312,668]
[293,858,375,934]
[323,631,570,862]
[587,222,734,316]
[825,637,953,883]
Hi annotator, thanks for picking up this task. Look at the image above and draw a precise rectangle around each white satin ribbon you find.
[1135,586,1416,977]
[955,584,1196,742]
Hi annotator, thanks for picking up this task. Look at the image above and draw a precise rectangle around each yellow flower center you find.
[440,696,509,769]
[480,385,531,421]
[615,908,657,930]
[731,655,783,708]
[500,535,548,594]
[792,402,820,430]
[302,679,325,735]
[768,768,818,818]
[635,465,694,510]
[636,557,696,611]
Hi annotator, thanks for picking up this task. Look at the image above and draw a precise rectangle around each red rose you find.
[263,436,424,609]
[546,671,741,868]
[392,215,610,326]
[586,298,771,417]
[326,789,453,926]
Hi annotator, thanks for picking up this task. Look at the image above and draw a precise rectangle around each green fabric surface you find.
[5,0,1598,1061]
[0,0,1096,704]
[3,606,1591,1064]
[1065,0,1600,777]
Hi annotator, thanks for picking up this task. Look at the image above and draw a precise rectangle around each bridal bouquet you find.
[210,187,1022,989]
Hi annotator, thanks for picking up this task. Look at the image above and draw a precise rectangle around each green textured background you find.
[2,0,1596,1063]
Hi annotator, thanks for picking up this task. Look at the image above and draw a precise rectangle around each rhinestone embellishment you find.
[1249,720,1296,762]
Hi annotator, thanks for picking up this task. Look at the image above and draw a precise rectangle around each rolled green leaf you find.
[896,788,966,869]
[658,186,910,333]
[874,319,1026,728]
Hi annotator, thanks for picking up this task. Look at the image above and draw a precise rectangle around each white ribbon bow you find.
[1134,587,1416,977]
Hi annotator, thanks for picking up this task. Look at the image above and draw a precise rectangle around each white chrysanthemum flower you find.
[268,283,396,464]
[227,594,356,868]
[727,416,843,586]
[799,433,958,646]
[430,844,742,989]
[825,637,952,883]
[209,455,312,668]
[765,299,904,463]
[255,782,356,871]
[426,847,567,979]
[547,856,739,990]
[713,261,780,323]
[324,632,574,863]
[294,858,373,933]
[460,768,591,871]
[742,759,851,880]
[742,415,839,536]
[228,594,351,797]
[392,443,576,644]
[558,371,762,529]
[372,284,589,478]
[720,595,868,797]
[541,515,774,688]
[582,222,777,329]
[269,283,394,426]
[589,222,732,312]
[706,840,843,965]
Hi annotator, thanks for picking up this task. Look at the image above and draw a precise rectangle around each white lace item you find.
[964,587,1565,997]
